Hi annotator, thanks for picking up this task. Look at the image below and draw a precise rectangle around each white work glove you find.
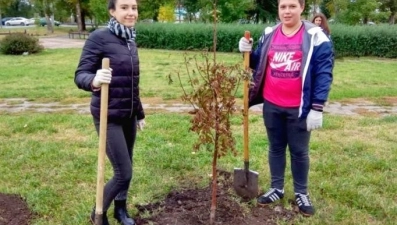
[239,37,253,52]
[92,68,112,88]
[137,119,146,131]
[306,110,323,131]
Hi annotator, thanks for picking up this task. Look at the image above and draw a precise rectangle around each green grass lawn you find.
[0,48,396,225]
[0,48,396,103]
[1,112,396,225]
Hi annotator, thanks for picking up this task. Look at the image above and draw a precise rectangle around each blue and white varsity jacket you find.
[248,21,334,118]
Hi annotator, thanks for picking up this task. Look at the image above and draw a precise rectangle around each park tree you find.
[252,0,277,23]
[31,0,57,33]
[33,0,91,32]
[216,0,254,23]
[197,0,254,23]
[348,0,378,24]
[379,0,397,24]
[2,0,34,18]
[53,0,90,31]
[158,4,175,22]
[183,0,200,21]
[68,0,85,31]
[171,0,246,224]
[331,0,378,24]
[324,0,348,19]
[51,0,72,21]
[320,0,332,19]
[305,0,320,17]
[138,0,174,21]
[0,0,13,28]
[89,0,109,27]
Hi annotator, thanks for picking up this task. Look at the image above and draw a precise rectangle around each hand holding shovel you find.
[95,58,109,225]
[233,31,259,199]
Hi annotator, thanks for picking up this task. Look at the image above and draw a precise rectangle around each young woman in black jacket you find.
[74,0,144,224]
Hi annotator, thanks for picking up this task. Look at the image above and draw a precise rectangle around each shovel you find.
[233,31,259,199]
[94,58,110,225]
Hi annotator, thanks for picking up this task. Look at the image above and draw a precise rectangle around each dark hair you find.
[311,13,331,35]
[108,0,139,10]
[108,0,116,10]
[277,0,305,6]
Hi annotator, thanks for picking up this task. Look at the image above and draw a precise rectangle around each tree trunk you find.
[210,141,218,225]
[389,12,396,25]
[81,10,86,31]
[210,55,220,224]
[212,2,217,62]
[0,8,3,29]
[76,1,83,32]
[210,102,219,225]
[313,0,317,17]
[363,17,368,24]
[45,14,54,34]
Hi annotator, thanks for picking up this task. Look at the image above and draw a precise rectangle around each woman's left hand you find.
[137,119,146,131]
[306,110,323,131]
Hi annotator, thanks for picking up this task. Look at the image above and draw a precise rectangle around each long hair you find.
[311,13,330,35]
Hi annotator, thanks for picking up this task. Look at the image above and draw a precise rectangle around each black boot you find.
[90,208,109,225]
[114,200,135,225]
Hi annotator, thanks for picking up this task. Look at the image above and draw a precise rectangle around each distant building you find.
[174,6,187,23]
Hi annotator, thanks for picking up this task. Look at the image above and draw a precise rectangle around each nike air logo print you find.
[270,50,302,78]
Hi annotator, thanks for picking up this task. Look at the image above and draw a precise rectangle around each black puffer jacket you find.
[75,28,145,122]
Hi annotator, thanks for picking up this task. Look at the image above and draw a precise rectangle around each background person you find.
[74,0,145,224]
[312,12,331,37]
[238,0,333,217]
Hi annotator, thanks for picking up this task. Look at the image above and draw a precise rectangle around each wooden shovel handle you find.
[243,31,250,162]
[95,58,109,225]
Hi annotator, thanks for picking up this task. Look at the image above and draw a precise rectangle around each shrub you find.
[135,23,266,52]
[135,23,397,58]
[87,27,96,33]
[0,33,44,55]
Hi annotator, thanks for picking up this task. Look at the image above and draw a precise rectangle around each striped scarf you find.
[107,17,136,41]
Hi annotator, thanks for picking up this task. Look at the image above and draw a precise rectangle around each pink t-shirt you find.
[263,25,304,107]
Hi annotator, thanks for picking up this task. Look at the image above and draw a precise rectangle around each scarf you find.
[107,17,136,41]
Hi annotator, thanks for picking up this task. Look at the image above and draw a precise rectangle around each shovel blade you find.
[233,168,259,199]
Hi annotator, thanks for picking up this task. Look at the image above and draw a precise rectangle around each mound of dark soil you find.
[0,171,297,225]
[134,171,297,225]
[0,193,33,225]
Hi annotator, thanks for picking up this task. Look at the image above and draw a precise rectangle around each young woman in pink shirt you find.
[239,0,333,217]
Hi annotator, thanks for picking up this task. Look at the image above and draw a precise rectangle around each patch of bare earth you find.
[382,97,397,105]
[134,170,296,225]
[0,193,33,225]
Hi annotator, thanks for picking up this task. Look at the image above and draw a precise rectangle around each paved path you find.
[39,36,85,49]
[0,98,396,116]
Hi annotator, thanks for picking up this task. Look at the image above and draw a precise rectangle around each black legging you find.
[93,116,137,211]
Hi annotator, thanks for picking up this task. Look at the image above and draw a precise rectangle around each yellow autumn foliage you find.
[158,4,175,22]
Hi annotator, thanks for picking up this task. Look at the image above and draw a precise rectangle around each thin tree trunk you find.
[0,8,3,29]
[210,97,219,225]
[210,138,218,225]
[212,1,217,63]
[45,14,54,34]
[210,1,219,224]
[81,10,86,31]
[76,1,83,32]
[313,0,317,17]
[363,17,368,24]
[389,12,396,25]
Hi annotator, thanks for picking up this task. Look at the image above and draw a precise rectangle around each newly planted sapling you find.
[170,1,248,224]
